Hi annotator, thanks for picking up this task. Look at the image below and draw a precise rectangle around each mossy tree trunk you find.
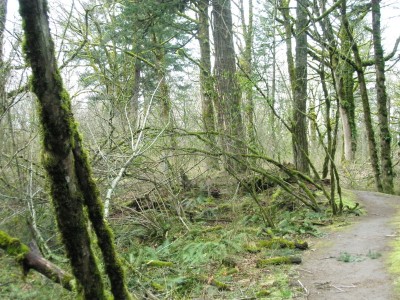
[153,33,179,181]
[292,0,310,174]
[338,25,357,161]
[18,1,131,299]
[340,1,383,192]
[239,0,256,147]
[279,0,296,95]
[0,0,7,163]
[0,230,73,291]
[0,0,7,116]
[279,0,310,174]
[372,0,394,194]
[197,0,219,169]
[212,0,247,173]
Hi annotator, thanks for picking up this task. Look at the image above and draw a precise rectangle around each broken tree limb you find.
[0,230,73,291]
[257,238,308,250]
[256,256,302,267]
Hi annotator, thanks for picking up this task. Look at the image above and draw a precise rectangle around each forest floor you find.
[1,189,400,299]
[295,191,400,300]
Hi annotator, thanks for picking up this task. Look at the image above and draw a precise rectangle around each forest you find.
[0,0,400,299]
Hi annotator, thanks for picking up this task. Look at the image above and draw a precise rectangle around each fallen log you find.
[257,238,308,250]
[256,256,302,267]
[0,230,73,291]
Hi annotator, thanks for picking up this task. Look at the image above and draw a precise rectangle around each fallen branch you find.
[257,238,309,250]
[197,275,231,291]
[256,256,302,267]
[0,230,73,291]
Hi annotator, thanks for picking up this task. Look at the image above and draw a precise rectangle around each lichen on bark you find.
[18,0,130,299]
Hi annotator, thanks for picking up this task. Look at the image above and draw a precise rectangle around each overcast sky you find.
[5,0,400,60]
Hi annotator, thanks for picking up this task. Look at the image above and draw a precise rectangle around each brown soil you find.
[295,191,400,300]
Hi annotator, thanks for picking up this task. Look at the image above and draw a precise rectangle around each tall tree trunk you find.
[212,0,246,173]
[270,0,278,159]
[153,35,179,181]
[316,0,356,162]
[279,0,296,95]
[292,0,310,174]
[239,0,256,147]
[19,1,131,299]
[341,1,383,192]
[0,0,7,116]
[372,0,394,194]
[197,0,219,168]
[338,25,357,161]
[130,58,141,126]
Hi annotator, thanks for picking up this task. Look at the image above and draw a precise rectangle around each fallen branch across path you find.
[0,230,73,291]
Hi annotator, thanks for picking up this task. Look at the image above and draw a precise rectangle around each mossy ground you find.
[0,183,361,299]
[0,255,73,300]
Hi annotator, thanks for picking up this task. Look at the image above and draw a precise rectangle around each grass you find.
[0,185,362,299]
[337,251,364,263]
[388,208,400,294]
[367,250,382,259]
[0,255,74,300]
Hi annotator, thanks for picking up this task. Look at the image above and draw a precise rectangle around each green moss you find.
[0,231,29,261]
[256,256,301,267]
[197,275,230,290]
[225,267,238,275]
[145,260,174,267]
[257,238,308,250]
[388,212,400,293]
[150,282,165,292]
[256,289,271,297]
[201,225,223,233]
[243,242,261,253]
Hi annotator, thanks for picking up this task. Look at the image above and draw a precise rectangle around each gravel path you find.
[296,191,400,300]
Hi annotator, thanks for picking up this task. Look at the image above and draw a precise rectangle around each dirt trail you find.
[296,191,400,300]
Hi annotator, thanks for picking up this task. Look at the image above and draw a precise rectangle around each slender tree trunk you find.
[270,0,278,159]
[338,25,357,161]
[279,0,295,95]
[19,1,106,297]
[279,0,309,173]
[0,0,7,116]
[197,0,219,168]
[341,1,383,192]
[131,58,141,126]
[320,68,332,179]
[239,0,256,147]
[372,0,394,194]
[153,35,179,182]
[19,1,131,299]
[292,0,310,174]
[212,0,246,173]
[317,0,356,162]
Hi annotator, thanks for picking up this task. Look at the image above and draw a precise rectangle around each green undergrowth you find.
[0,255,73,300]
[388,207,400,293]
[0,186,361,299]
[110,187,360,299]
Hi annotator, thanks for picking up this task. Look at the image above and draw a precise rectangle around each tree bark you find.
[239,0,256,147]
[279,0,296,95]
[338,24,357,161]
[0,231,73,291]
[0,0,7,116]
[18,1,131,299]
[316,0,357,163]
[292,0,310,174]
[197,0,219,168]
[212,0,246,173]
[372,0,394,194]
[340,1,383,192]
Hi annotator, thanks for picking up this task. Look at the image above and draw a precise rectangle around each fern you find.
[179,241,228,266]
